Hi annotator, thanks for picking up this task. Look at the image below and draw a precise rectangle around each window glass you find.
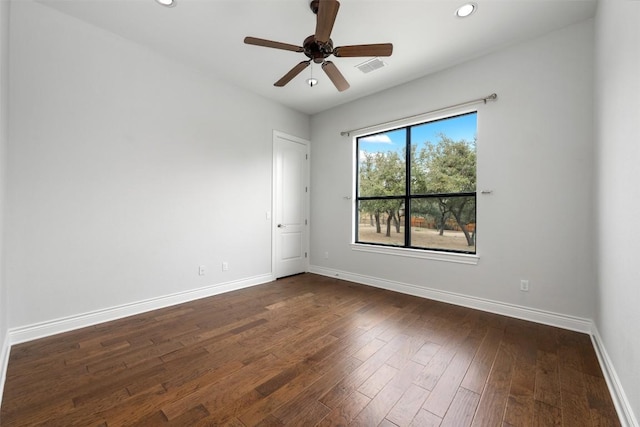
[357,128,406,198]
[356,112,477,254]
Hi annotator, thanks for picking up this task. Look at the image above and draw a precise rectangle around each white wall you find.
[594,0,640,422]
[0,0,10,355]
[5,0,309,329]
[310,20,596,319]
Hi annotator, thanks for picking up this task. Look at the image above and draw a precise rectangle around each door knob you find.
[277,224,286,228]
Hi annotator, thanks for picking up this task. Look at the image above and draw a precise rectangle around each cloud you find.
[360,134,393,144]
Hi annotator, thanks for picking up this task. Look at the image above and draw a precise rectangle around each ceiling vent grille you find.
[356,58,386,74]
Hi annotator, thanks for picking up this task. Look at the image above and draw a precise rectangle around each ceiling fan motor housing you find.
[244,0,390,91]
[303,35,333,63]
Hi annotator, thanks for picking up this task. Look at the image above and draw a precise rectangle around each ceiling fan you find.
[244,0,393,92]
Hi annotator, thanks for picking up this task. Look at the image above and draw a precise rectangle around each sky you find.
[359,112,477,155]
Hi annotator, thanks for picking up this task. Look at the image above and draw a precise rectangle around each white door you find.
[273,131,309,279]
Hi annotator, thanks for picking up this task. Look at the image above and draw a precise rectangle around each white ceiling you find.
[36,0,597,115]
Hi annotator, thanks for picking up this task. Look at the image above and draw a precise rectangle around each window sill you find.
[350,243,479,265]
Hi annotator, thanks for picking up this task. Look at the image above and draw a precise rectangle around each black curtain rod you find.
[340,93,498,137]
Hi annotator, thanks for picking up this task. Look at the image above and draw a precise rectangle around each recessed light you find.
[456,3,476,18]
[155,0,176,7]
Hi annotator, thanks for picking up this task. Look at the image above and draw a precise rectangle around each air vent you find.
[356,58,386,74]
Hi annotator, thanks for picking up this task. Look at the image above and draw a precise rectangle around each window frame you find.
[352,109,480,264]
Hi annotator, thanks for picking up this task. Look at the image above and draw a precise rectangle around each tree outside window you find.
[356,112,477,254]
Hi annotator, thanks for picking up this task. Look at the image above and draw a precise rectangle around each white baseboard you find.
[591,326,639,427]
[309,265,592,333]
[0,332,10,408]
[7,273,274,346]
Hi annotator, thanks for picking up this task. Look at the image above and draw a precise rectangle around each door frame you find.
[271,130,310,279]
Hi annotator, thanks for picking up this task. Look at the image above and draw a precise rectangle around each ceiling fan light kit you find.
[244,0,393,92]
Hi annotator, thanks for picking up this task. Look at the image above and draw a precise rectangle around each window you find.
[355,112,477,254]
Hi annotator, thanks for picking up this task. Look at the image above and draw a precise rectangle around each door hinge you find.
[305,252,308,258]
[306,154,308,160]
[305,186,308,193]
[305,219,308,225]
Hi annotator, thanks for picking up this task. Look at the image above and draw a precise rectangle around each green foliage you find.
[359,132,475,198]
[413,133,476,195]
[358,149,406,237]
[358,132,477,246]
[359,150,405,197]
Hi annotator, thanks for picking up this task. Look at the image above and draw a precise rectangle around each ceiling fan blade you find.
[322,61,349,92]
[315,0,340,44]
[333,43,393,57]
[274,61,311,87]
[244,36,304,53]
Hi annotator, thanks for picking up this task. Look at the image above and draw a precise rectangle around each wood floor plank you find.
[534,350,561,408]
[386,333,428,370]
[161,353,284,420]
[460,326,504,393]
[220,417,247,427]
[349,359,424,426]
[358,363,398,398]
[579,335,606,378]
[422,327,485,417]
[94,384,170,426]
[0,274,621,426]
[349,372,408,426]
[470,340,517,427]
[267,367,344,425]
[560,388,592,427]
[200,388,265,426]
[237,326,376,425]
[411,341,441,366]
[281,399,331,425]
[440,387,480,427]
[503,322,537,426]
[319,333,409,409]
[239,356,362,426]
[414,325,472,391]
[353,338,387,362]
[533,400,562,427]
[379,419,401,427]
[316,391,371,427]
[558,337,593,427]
[385,383,431,427]
[409,409,442,427]
[584,373,622,427]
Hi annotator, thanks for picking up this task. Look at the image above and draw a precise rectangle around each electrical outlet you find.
[520,279,529,292]
[222,261,229,271]
[198,265,206,276]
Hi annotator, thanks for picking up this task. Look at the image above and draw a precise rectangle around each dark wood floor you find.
[1,273,620,426]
